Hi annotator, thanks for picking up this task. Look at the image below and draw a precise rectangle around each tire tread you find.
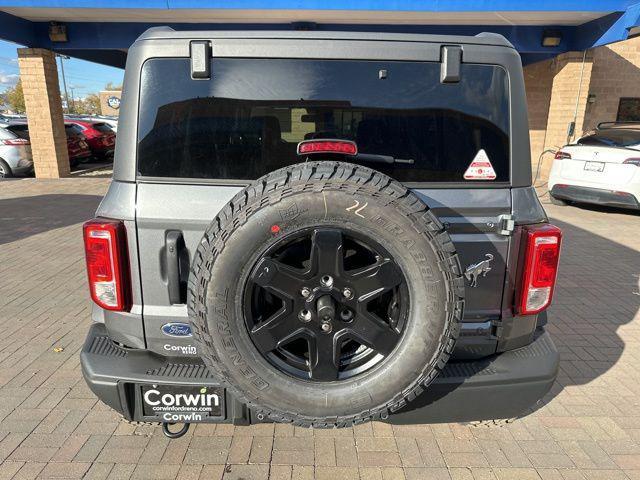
[187,161,464,428]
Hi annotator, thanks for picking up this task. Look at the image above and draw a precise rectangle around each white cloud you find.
[0,73,19,86]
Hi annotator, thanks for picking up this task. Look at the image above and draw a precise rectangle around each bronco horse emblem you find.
[464,254,494,287]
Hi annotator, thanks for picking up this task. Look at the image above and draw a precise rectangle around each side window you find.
[616,98,640,122]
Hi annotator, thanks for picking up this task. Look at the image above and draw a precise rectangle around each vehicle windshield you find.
[137,58,510,183]
[577,129,640,148]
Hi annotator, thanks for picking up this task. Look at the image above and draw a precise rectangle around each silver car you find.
[0,123,33,178]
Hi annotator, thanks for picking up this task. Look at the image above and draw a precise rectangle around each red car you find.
[7,122,92,167]
[65,120,115,159]
[64,123,92,166]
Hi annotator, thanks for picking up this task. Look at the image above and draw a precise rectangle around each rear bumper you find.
[551,184,639,210]
[11,164,33,175]
[81,322,558,425]
[88,144,115,156]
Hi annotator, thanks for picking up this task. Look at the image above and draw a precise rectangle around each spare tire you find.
[188,161,464,427]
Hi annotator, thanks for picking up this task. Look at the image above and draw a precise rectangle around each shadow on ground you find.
[0,194,103,245]
[525,212,639,414]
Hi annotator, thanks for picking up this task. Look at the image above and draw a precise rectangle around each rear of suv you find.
[81,29,561,433]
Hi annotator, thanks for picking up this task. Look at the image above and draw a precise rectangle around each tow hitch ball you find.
[162,422,190,439]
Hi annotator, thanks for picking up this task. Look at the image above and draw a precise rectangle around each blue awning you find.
[1,1,639,67]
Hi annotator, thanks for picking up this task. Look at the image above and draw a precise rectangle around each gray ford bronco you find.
[81,28,561,435]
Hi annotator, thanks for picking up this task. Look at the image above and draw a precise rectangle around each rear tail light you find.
[517,224,562,315]
[2,138,30,146]
[623,158,640,166]
[83,219,131,311]
[554,151,571,160]
[297,139,358,156]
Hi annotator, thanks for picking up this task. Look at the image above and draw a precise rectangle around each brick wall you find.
[583,36,640,131]
[523,58,554,178]
[17,48,70,179]
[524,36,640,183]
[538,51,594,183]
[524,52,592,182]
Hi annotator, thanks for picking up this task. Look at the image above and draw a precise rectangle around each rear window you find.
[92,123,113,134]
[578,129,640,148]
[65,124,84,136]
[6,124,29,139]
[137,58,510,183]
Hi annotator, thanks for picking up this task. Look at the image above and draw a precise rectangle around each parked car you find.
[549,122,640,210]
[66,115,118,134]
[93,116,118,133]
[65,120,115,159]
[6,121,92,168]
[0,123,33,178]
[80,29,562,435]
[64,123,93,166]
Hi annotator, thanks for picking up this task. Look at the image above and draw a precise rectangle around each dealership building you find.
[1,1,639,180]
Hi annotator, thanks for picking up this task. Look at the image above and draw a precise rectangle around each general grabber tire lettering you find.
[188,161,464,427]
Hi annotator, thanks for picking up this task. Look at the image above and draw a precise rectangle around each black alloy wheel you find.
[243,227,409,382]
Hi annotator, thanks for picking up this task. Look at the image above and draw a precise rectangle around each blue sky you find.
[0,39,124,97]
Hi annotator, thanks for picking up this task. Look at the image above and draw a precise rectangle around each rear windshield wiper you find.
[354,153,415,165]
[295,140,414,165]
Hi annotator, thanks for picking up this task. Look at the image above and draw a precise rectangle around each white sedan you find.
[548,124,640,210]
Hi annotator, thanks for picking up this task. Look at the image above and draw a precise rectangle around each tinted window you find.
[138,58,510,182]
[578,129,640,148]
[92,123,113,134]
[7,124,29,139]
[65,124,84,136]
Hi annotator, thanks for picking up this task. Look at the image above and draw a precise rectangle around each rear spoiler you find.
[596,121,640,130]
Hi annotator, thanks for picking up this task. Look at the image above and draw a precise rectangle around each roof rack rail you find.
[597,121,640,129]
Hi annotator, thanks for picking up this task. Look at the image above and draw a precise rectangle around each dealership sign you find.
[107,96,121,109]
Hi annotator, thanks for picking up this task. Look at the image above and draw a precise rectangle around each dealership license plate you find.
[141,384,224,422]
[584,161,605,172]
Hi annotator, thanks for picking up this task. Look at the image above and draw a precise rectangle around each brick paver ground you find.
[1,178,639,480]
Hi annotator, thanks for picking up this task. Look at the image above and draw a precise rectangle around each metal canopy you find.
[0,1,639,67]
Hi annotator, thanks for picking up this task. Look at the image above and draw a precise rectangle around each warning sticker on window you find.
[463,149,497,180]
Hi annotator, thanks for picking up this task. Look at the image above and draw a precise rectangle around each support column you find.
[17,48,70,178]
[539,51,594,181]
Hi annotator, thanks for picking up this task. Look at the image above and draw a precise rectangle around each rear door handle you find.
[165,230,184,304]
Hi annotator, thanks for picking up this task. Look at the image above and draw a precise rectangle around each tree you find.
[5,79,25,113]
[69,93,101,115]
[104,82,122,91]
[81,93,101,115]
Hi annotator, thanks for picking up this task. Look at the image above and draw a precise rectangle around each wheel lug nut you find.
[342,287,353,299]
[298,309,312,322]
[340,308,354,322]
[300,287,311,298]
[320,275,334,288]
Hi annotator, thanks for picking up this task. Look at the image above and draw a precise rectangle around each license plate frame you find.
[584,161,605,172]
[139,384,225,423]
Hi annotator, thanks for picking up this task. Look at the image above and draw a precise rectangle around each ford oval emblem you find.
[161,323,192,338]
